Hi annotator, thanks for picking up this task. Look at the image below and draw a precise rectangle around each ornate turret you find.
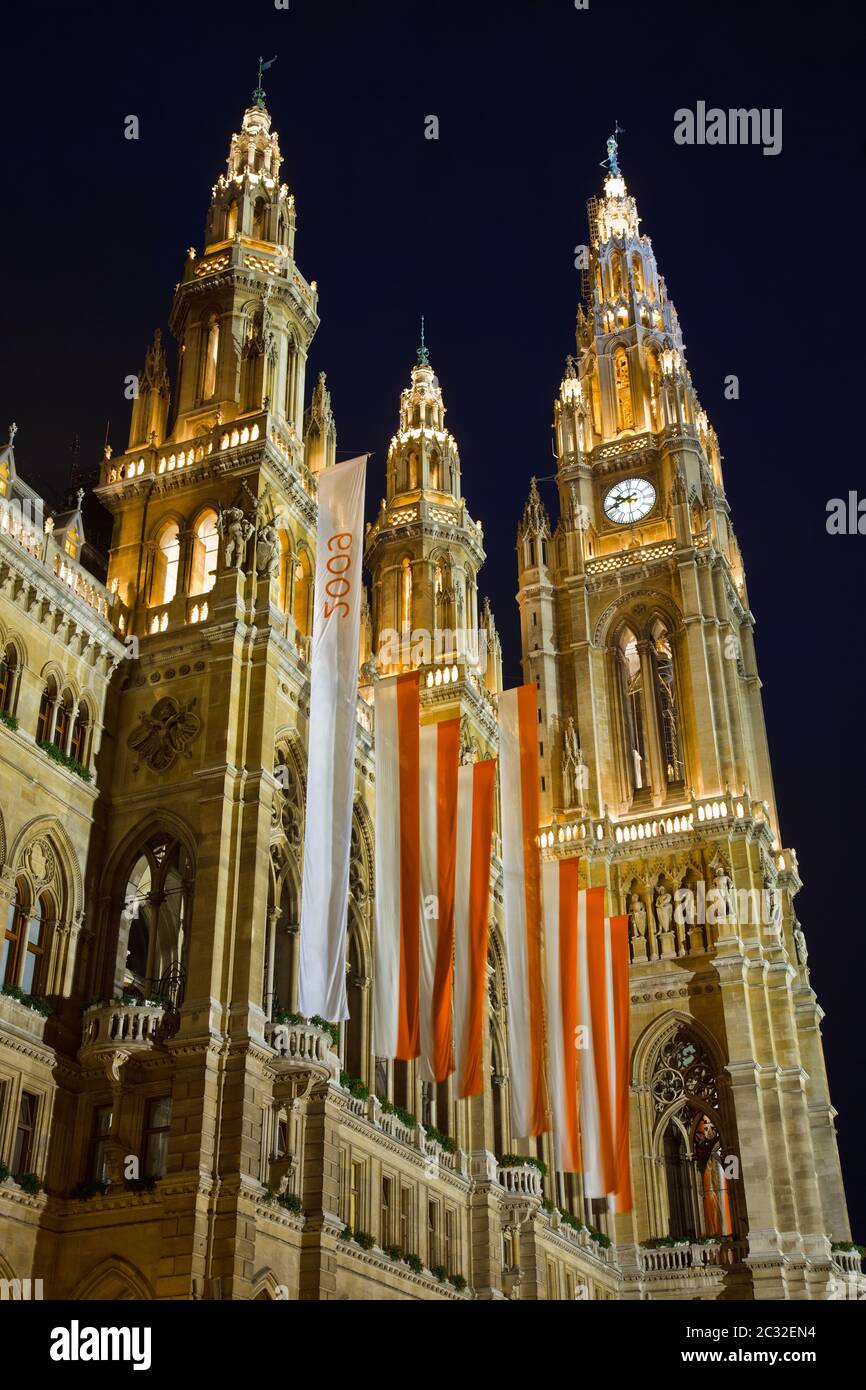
[128,329,170,449]
[304,372,337,475]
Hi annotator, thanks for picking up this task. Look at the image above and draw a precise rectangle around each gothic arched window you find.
[0,642,19,714]
[631,252,644,294]
[153,523,180,607]
[429,450,440,490]
[648,1024,734,1241]
[192,510,219,595]
[53,688,73,752]
[69,700,90,766]
[651,619,683,785]
[252,198,267,241]
[225,200,238,241]
[618,627,646,794]
[36,677,57,745]
[2,882,53,996]
[293,549,312,637]
[119,836,192,1005]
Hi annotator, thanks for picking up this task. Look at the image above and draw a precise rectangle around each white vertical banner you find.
[297,453,368,1022]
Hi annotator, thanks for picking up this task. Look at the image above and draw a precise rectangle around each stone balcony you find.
[265,1019,341,1085]
[497,1161,544,1199]
[79,1001,166,1066]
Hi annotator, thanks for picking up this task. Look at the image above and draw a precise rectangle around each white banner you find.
[297,453,368,1022]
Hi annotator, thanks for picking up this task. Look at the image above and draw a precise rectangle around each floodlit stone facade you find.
[0,101,859,1302]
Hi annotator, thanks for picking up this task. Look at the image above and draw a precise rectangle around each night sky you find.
[2,1,862,1236]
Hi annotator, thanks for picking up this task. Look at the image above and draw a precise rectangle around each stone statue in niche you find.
[218,505,253,570]
[628,893,647,940]
[655,885,673,935]
[256,523,280,578]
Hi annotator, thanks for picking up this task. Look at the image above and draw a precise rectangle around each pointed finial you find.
[8,422,17,445]
[602,120,625,177]
[253,54,277,108]
[76,487,85,509]
[416,315,430,366]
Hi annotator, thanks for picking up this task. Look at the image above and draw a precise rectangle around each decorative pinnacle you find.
[252,53,277,108]
[416,315,430,367]
[602,120,625,177]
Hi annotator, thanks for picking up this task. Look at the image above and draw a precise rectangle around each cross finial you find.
[417,315,429,366]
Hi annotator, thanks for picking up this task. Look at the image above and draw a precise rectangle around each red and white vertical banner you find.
[579,892,631,1206]
[542,858,584,1174]
[608,911,632,1213]
[543,863,631,1207]
[454,758,496,1099]
[419,718,460,1081]
[373,672,421,1059]
[297,453,368,1024]
[498,685,547,1138]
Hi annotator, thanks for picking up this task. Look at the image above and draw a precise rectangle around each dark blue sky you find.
[2,0,863,1236]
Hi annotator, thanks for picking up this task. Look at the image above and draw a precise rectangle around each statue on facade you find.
[628,893,647,940]
[256,522,280,578]
[655,885,673,935]
[218,505,253,570]
[793,919,809,967]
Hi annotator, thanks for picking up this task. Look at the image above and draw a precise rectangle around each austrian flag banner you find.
[373,672,421,1059]
[419,718,460,1082]
[453,757,496,1099]
[498,685,547,1138]
[297,453,368,1024]
[542,858,631,1207]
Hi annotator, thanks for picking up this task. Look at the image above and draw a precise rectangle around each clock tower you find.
[517,139,852,1298]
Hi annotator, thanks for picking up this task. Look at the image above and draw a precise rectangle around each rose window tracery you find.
[651,1026,719,1114]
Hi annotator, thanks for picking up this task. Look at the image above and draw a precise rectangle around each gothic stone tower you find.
[516,150,852,1299]
[364,342,507,1163]
[80,87,356,1300]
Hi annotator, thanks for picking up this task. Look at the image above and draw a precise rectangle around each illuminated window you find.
[64,526,79,559]
[225,199,238,240]
[36,680,56,745]
[400,557,413,631]
[614,348,634,431]
[153,524,180,606]
[202,315,219,399]
[192,510,219,594]
[293,549,312,636]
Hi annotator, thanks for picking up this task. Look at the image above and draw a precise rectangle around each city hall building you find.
[0,93,858,1301]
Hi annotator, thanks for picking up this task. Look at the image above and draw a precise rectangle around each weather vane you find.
[602,120,625,176]
[417,314,429,366]
[253,54,278,107]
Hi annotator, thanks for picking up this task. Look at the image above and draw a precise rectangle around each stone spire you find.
[518,476,551,542]
[304,371,337,475]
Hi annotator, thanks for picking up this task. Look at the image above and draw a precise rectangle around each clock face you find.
[603,476,656,525]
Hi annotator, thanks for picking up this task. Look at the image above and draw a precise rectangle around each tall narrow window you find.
[0,644,17,713]
[293,550,312,637]
[664,1120,696,1240]
[614,348,634,431]
[349,1160,364,1231]
[429,450,440,489]
[69,703,89,765]
[13,1092,38,1176]
[399,1186,411,1251]
[225,200,238,240]
[192,511,219,595]
[631,251,644,293]
[153,524,181,606]
[381,1176,393,1247]
[53,692,71,751]
[427,1200,440,1267]
[652,621,683,784]
[90,1104,113,1183]
[203,316,219,399]
[1,887,25,987]
[20,898,45,994]
[400,557,413,631]
[36,681,55,744]
[252,198,267,241]
[620,629,647,793]
[142,1096,172,1178]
